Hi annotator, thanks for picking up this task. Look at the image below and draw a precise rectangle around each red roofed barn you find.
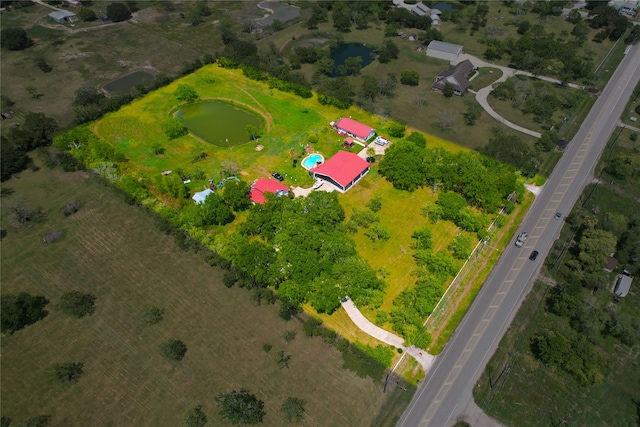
[310,151,370,192]
[334,117,376,141]
[250,178,289,204]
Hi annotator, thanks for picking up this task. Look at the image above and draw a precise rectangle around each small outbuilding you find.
[192,188,214,205]
[48,10,78,23]
[604,255,619,273]
[310,151,370,193]
[249,178,289,204]
[614,273,633,297]
[426,40,463,63]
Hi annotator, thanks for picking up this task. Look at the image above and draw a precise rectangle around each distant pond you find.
[175,101,263,147]
[329,43,375,77]
[433,2,456,12]
[103,71,154,95]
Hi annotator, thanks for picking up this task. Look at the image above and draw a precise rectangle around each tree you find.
[406,132,427,148]
[275,350,291,368]
[215,389,265,425]
[379,140,426,191]
[106,2,131,22]
[175,84,199,103]
[412,227,433,250]
[343,56,363,76]
[188,1,210,25]
[223,180,251,211]
[443,83,455,98]
[282,329,297,343]
[366,195,383,212]
[1,292,49,334]
[1,27,32,51]
[246,124,262,141]
[185,405,207,427]
[9,112,58,151]
[378,40,399,63]
[280,397,306,423]
[163,117,188,139]
[387,121,406,138]
[1,136,29,181]
[51,362,84,384]
[78,7,97,21]
[400,70,420,86]
[463,102,482,125]
[202,193,235,225]
[160,338,187,361]
[56,291,96,318]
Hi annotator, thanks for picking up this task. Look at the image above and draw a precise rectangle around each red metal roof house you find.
[250,178,289,204]
[334,117,376,141]
[310,151,370,192]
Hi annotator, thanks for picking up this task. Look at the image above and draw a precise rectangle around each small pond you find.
[329,43,375,76]
[433,2,456,12]
[103,71,154,95]
[175,101,263,147]
[256,1,300,27]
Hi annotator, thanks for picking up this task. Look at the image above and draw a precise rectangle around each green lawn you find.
[0,161,412,426]
[469,67,502,92]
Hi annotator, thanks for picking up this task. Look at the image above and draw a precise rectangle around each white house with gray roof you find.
[426,40,463,63]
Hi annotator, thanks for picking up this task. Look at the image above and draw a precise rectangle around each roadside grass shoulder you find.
[0,162,402,426]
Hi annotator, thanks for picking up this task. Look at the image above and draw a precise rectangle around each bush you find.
[56,291,96,318]
[106,2,131,22]
[43,230,64,243]
[262,343,272,352]
[400,70,420,86]
[61,200,81,216]
[51,362,84,384]
[142,305,164,325]
[78,7,97,21]
[160,338,187,361]
[184,405,207,427]
[163,117,188,139]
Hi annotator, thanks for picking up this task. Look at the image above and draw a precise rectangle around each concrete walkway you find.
[455,54,584,139]
[620,122,640,133]
[341,299,436,372]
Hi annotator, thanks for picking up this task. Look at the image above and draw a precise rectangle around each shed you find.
[310,151,370,192]
[604,255,618,273]
[48,10,78,23]
[614,274,633,297]
[426,40,463,63]
[192,188,214,205]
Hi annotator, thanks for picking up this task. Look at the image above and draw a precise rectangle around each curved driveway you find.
[457,54,583,139]
[398,43,640,427]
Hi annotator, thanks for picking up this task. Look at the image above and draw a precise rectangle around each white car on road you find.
[312,179,324,190]
[515,231,528,247]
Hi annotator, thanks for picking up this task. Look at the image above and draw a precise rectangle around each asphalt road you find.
[397,43,640,427]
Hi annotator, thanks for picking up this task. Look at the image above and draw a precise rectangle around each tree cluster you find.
[1,292,49,334]
[1,27,32,51]
[380,139,519,213]
[56,291,96,318]
[227,191,384,315]
[2,112,59,181]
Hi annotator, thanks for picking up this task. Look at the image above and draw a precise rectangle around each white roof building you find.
[426,40,463,63]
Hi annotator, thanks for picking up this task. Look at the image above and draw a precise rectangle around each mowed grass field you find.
[1,162,410,426]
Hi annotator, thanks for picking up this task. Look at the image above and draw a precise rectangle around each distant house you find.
[63,0,82,7]
[613,0,639,15]
[249,178,289,204]
[48,10,78,23]
[332,117,376,142]
[614,272,633,297]
[192,188,214,205]
[310,151,370,192]
[426,40,463,63]
[604,255,619,273]
[432,59,475,96]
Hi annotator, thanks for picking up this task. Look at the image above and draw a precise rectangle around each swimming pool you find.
[302,153,324,170]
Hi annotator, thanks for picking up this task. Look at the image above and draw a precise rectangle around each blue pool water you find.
[302,154,324,169]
